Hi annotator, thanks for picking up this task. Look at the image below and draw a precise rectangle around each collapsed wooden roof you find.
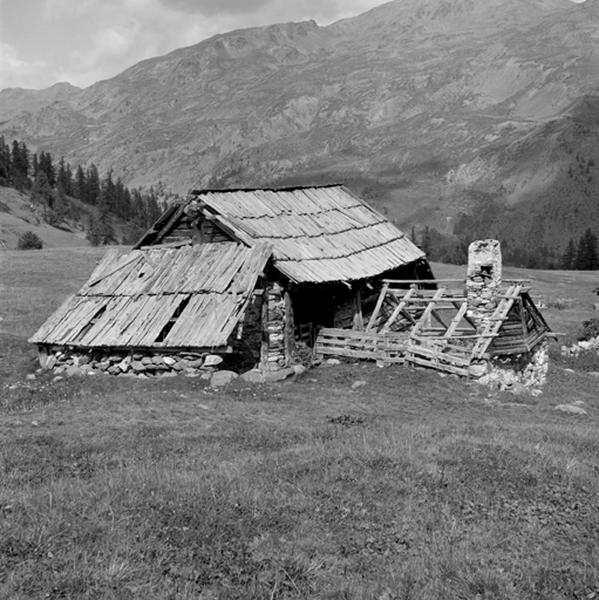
[136,185,425,284]
[30,242,271,350]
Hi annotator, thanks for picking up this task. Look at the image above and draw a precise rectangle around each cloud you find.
[0,42,48,89]
[160,0,273,16]
[44,0,95,20]
[1,0,383,89]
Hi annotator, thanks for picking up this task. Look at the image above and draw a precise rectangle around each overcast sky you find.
[0,0,386,91]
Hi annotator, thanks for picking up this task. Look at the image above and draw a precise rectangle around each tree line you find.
[0,137,166,245]
[411,224,599,271]
[560,229,599,270]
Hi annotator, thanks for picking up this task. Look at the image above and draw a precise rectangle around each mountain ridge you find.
[1,0,598,258]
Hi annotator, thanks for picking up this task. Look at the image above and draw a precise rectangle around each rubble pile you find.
[471,342,549,392]
[560,336,599,357]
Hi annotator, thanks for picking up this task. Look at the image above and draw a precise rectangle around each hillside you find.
[0,187,89,249]
[1,0,599,253]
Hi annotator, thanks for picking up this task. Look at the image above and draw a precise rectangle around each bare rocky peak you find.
[0,81,81,122]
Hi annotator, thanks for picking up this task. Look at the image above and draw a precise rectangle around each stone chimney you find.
[466,239,502,331]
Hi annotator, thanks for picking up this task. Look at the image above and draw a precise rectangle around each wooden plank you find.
[407,355,469,376]
[383,279,465,284]
[140,239,192,250]
[365,282,388,331]
[352,286,364,331]
[87,252,142,287]
[406,345,471,367]
[381,287,417,333]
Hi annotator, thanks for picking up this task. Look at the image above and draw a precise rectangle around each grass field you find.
[1,248,598,599]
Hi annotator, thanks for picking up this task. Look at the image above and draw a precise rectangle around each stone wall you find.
[466,239,502,330]
[261,281,291,370]
[39,347,225,378]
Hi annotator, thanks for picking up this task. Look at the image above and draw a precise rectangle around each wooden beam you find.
[381,286,417,333]
[87,254,143,287]
[352,286,364,331]
[365,282,388,331]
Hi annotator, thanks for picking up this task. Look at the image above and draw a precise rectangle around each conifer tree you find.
[576,229,599,270]
[561,239,577,269]
[74,165,86,201]
[10,140,29,189]
[85,163,100,205]
[0,136,10,185]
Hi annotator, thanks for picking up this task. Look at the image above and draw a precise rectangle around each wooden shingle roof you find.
[30,242,271,350]
[190,185,425,284]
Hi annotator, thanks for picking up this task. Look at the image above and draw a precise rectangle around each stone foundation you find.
[471,342,549,391]
[40,348,225,378]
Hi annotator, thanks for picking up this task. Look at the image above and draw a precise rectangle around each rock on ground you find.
[554,404,588,416]
[241,369,265,384]
[351,380,367,389]
[210,370,239,387]
[204,354,224,367]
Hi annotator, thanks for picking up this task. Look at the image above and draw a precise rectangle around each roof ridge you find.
[189,183,345,195]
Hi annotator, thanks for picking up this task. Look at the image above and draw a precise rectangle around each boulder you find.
[185,358,204,369]
[241,369,265,384]
[555,404,588,416]
[351,380,367,389]
[292,364,307,376]
[66,365,84,377]
[26,373,36,381]
[326,358,341,366]
[131,361,146,373]
[152,355,164,365]
[468,362,488,378]
[210,370,239,387]
[116,357,132,372]
[203,354,223,368]
[163,356,177,366]
[263,368,294,382]
[141,357,153,366]
[107,365,121,376]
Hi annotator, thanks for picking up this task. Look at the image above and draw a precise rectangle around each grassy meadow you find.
[1,248,598,599]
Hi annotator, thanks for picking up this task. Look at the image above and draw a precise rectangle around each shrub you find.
[17,231,43,250]
[577,318,599,341]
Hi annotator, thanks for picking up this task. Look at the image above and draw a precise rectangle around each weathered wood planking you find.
[29,242,272,350]
[193,186,424,284]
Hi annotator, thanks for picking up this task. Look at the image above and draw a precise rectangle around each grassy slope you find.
[0,187,90,250]
[1,249,598,599]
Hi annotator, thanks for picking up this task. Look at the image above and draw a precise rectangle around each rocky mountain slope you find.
[1,0,598,254]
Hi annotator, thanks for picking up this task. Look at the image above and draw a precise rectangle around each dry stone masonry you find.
[40,348,224,378]
[474,341,549,392]
[466,239,502,329]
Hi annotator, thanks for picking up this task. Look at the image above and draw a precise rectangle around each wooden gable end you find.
[489,292,551,356]
[134,204,236,249]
